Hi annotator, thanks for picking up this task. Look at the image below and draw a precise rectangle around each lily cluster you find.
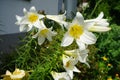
[15,6,111,80]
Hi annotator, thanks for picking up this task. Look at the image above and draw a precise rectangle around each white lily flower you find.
[84,12,111,32]
[15,15,31,32]
[46,12,68,28]
[62,54,80,79]
[10,68,25,79]
[3,68,25,80]
[16,6,45,32]
[32,21,57,45]
[64,49,90,68]
[61,12,97,50]
[51,71,71,80]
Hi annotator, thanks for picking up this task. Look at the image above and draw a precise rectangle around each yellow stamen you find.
[40,29,48,37]
[28,13,38,23]
[69,24,83,39]
[66,61,70,68]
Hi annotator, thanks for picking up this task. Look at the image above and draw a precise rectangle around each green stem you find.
[89,0,102,18]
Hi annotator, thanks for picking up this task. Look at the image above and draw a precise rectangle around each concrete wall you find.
[0,0,62,35]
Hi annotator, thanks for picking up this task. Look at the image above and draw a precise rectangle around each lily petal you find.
[23,8,27,14]
[61,33,74,47]
[30,6,36,12]
[38,36,45,45]
[51,71,71,80]
[38,14,45,20]
[10,70,25,79]
[73,67,81,73]
[89,26,111,32]
[46,12,67,28]
[67,70,73,79]
[95,21,109,27]
[80,31,97,44]
[46,34,52,41]
[15,15,22,25]
[76,40,86,50]
[73,12,84,26]
[96,12,104,19]
[79,52,90,67]
[32,32,39,38]
[19,24,32,32]
[6,70,12,75]
[33,21,42,28]
[27,24,33,31]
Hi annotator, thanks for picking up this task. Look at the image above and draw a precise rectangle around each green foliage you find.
[84,0,120,25]
[96,24,120,79]
[4,22,66,80]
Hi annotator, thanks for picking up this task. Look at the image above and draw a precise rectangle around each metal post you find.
[64,0,77,19]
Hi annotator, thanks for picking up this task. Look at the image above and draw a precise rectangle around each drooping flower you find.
[3,68,25,80]
[64,49,90,68]
[84,12,111,32]
[32,21,57,45]
[51,71,71,80]
[62,54,80,79]
[46,11,68,28]
[15,6,45,32]
[61,12,97,50]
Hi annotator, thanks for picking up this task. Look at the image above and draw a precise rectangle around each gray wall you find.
[0,0,62,35]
